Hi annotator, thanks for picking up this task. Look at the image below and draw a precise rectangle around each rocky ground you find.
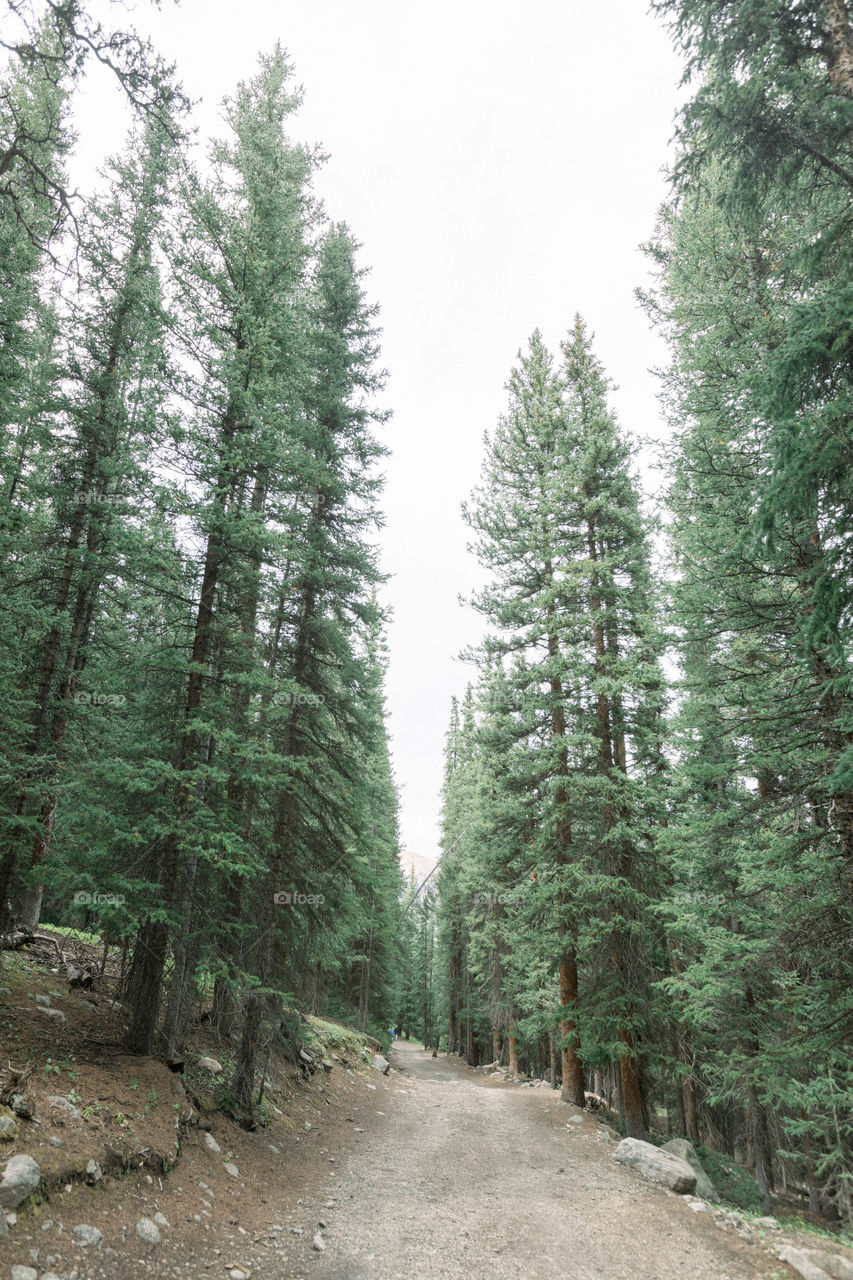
[3,948,853,1280]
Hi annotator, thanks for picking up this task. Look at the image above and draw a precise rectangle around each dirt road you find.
[305,1039,776,1280]
[0,1034,790,1279]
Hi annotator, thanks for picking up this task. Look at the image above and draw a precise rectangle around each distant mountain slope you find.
[400,849,437,892]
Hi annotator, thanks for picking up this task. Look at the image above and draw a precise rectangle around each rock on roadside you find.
[0,1154,41,1208]
[780,1247,853,1280]
[612,1138,697,1194]
[661,1138,720,1203]
[372,1054,391,1075]
[136,1216,161,1245]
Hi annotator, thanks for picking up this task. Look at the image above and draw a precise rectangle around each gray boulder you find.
[372,1054,391,1075]
[662,1138,720,1202]
[0,1154,41,1208]
[778,1248,834,1280]
[612,1137,697,1194]
[11,1266,38,1280]
[782,1250,853,1280]
[9,1094,33,1120]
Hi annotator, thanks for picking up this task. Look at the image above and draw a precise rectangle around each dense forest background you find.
[418,0,853,1228]
[2,0,853,1228]
[0,3,404,1123]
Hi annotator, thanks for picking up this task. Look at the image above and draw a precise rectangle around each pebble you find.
[48,1096,81,1120]
[203,1133,220,1153]
[11,1266,38,1280]
[73,1223,103,1247]
[312,1233,326,1251]
[223,1163,240,1178]
[38,1007,66,1023]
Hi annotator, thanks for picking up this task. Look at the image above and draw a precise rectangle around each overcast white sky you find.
[72,0,686,865]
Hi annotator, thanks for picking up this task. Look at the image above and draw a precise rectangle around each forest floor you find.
[2,948,852,1279]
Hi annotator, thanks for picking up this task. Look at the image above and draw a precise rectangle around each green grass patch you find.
[768,1210,853,1249]
[696,1145,762,1211]
[305,1014,375,1058]
[39,922,103,947]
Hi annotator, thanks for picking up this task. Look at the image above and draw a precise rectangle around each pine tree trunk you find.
[162,858,202,1057]
[448,946,458,1055]
[682,1066,700,1144]
[508,1016,519,1074]
[490,922,503,1063]
[233,988,265,1119]
[559,950,585,1104]
[124,396,243,1056]
[212,974,237,1039]
[748,1082,773,1214]
[230,485,325,1115]
[123,916,170,1054]
[618,1027,646,1139]
[823,0,853,98]
[547,602,586,1106]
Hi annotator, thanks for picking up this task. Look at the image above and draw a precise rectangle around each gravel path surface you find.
[305,1039,781,1280]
